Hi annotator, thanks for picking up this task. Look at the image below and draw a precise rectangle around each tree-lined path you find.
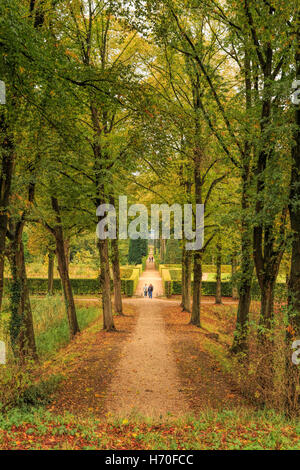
[105,258,189,418]
[135,253,163,298]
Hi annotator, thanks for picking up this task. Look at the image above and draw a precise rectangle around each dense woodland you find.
[0,0,300,451]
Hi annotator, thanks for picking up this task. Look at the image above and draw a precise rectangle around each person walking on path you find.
[148,283,154,299]
[143,284,148,297]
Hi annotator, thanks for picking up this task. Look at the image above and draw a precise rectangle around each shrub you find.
[122,268,140,297]
[2,272,144,296]
[16,375,63,408]
[164,240,181,264]
[0,358,62,413]
[169,279,286,299]
[128,239,148,265]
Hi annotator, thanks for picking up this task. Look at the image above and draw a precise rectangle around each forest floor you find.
[1,262,300,449]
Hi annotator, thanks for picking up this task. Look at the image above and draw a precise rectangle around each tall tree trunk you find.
[89,100,115,331]
[181,244,191,312]
[51,197,79,338]
[231,49,253,354]
[98,238,115,330]
[111,238,123,315]
[215,238,222,304]
[0,255,4,313]
[190,80,203,328]
[190,139,203,327]
[231,254,239,300]
[191,251,202,327]
[231,173,253,354]
[110,195,123,315]
[0,112,14,312]
[285,14,300,416]
[64,239,70,272]
[259,279,276,334]
[8,232,37,361]
[47,250,54,296]
[181,243,186,308]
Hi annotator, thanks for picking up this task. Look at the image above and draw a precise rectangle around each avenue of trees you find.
[0,0,300,414]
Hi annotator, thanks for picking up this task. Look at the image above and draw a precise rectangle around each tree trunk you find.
[0,255,5,312]
[47,251,55,296]
[55,231,79,337]
[8,236,37,361]
[190,103,203,327]
[109,195,123,315]
[231,47,253,354]
[231,255,239,300]
[231,166,253,353]
[0,112,14,312]
[285,13,300,416]
[51,197,79,338]
[182,245,191,312]
[191,251,202,327]
[259,280,276,335]
[64,239,70,272]
[215,239,222,304]
[111,238,123,315]
[181,244,186,308]
[98,238,115,330]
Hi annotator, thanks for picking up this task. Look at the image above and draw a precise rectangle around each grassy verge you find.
[0,295,100,359]
[35,305,100,358]
[0,407,299,450]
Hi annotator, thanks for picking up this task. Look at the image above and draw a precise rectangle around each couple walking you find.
[143,283,154,299]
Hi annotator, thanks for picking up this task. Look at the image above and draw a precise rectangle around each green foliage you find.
[121,267,141,297]
[169,280,287,299]
[164,239,181,264]
[0,359,61,413]
[16,375,63,409]
[8,272,22,352]
[35,306,100,358]
[3,272,138,296]
[128,239,148,265]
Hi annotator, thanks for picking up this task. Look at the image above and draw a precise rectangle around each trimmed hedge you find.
[3,271,142,297]
[123,267,140,297]
[168,280,287,300]
[3,278,102,296]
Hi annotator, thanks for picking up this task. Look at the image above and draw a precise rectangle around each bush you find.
[164,240,181,264]
[165,281,172,298]
[0,360,62,413]
[128,239,148,265]
[16,375,63,408]
[169,279,287,299]
[122,268,140,297]
[2,272,144,296]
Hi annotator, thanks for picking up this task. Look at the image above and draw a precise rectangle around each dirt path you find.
[47,257,242,420]
[135,258,163,297]
[105,259,189,419]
